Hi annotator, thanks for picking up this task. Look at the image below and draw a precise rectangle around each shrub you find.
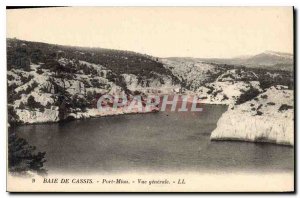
[45,102,52,109]
[278,104,293,112]
[20,74,33,84]
[267,102,276,106]
[86,91,105,108]
[82,80,91,88]
[18,81,39,96]
[70,95,88,111]
[206,87,214,94]
[19,102,25,110]
[222,94,229,101]
[27,95,44,110]
[40,86,49,93]
[90,79,104,88]
[212,89,222,97]
[236,86,260,105]
[256,111,263,116]
[36,69,44,75]
[257,104,263,111]
[7,84,22,104]
[133,90,142,96]
[260,94,268,99]
[7,75,14,81]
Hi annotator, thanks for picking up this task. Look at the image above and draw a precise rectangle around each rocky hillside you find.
[197,67,293,105]
[161,58,232,91]
[7,39,180,124]
[162,57,293,105]
[162,56,294,146]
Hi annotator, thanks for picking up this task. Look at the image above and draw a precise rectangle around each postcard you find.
[6,7,294,192]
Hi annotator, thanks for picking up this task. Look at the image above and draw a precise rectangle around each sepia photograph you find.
[6,6,294,192]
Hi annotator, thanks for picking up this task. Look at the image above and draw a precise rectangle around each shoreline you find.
[210,137,294,147]
[12,103,228,126]
[10,109,159,127]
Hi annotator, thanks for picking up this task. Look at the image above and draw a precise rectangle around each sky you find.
[7,7,293,58]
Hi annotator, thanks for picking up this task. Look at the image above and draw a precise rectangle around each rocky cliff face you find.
[8,58,124,124]
[121,73,180,95]
[210,85,294,146]
[7,39,180,124]
[161,58,229,90]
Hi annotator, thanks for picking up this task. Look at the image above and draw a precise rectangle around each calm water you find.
[16,104,294,174]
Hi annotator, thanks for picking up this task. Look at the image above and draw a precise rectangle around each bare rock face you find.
[16,108,59,124]
[8,57,177,124]
[161,59,220,90]
[211,85,294,146]
[121,73,180,95]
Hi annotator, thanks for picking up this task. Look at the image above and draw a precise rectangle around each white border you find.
[1,0,298,197]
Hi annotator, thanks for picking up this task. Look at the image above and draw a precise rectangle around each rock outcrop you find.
[210,86,294,146]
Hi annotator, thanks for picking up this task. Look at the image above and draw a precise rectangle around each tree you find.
[7,46,31,71]
[27,95,37,109]
[7,106,19,125]
[8,132,47,175]
[30,49,44,64]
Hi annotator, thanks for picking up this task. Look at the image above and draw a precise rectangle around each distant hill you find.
[206,51,293,71]
[246,51,292,65]
[167,51,293,71]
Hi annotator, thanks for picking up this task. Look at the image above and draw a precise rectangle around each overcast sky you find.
[7,7,293,58]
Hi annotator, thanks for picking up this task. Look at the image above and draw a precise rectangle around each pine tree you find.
[8,132,47,175]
